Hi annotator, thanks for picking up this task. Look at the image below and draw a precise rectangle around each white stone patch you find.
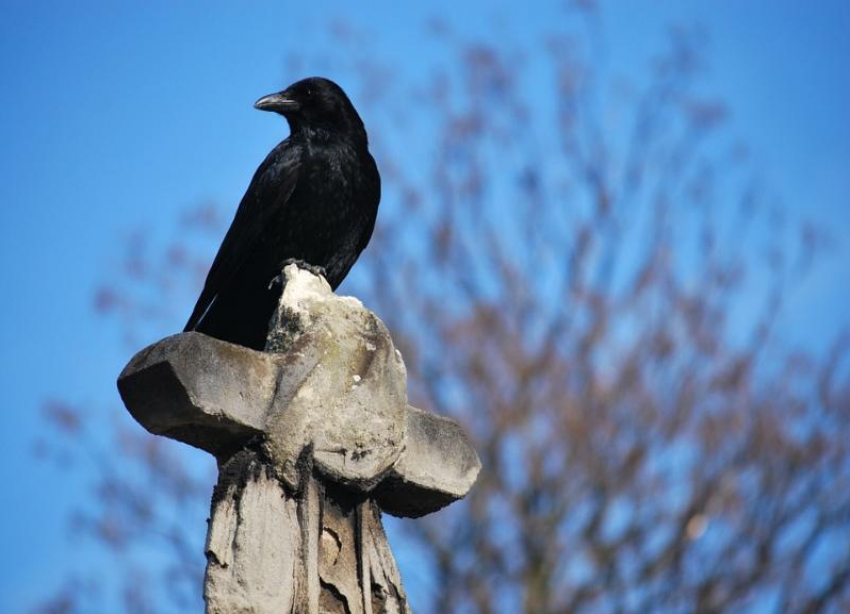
[295,385,315,402]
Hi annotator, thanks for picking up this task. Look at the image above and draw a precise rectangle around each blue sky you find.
[1,1,848,612]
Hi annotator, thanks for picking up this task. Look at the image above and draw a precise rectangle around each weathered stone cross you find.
[117,265,480,614]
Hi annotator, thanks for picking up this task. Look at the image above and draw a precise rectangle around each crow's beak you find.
[254,92,299,113]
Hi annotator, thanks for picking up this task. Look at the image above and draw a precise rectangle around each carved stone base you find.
[204,449,410,614]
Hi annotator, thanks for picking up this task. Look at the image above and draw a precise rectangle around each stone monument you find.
[117,265,481,614]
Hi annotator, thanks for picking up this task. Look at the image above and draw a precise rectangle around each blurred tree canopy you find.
[38,5,849,614]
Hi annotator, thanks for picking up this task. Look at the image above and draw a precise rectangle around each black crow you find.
[184,77,381,350]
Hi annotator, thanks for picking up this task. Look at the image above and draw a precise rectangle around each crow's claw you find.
[268,273,285,291]
[281,258,328,280]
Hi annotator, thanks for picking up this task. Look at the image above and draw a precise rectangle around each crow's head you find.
[254,77,365,138]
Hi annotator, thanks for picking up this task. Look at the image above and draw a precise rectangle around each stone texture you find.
[261,266,409,491]
[375,406,482,518]
[204,451,299,614]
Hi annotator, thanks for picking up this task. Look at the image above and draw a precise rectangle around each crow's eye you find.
[305,87,313,98]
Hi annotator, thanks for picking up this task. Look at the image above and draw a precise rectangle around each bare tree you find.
[37,7,849,614]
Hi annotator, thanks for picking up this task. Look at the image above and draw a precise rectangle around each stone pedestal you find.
[117,266,481,614]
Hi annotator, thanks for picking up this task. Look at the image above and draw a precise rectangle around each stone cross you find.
[117,265,481,614]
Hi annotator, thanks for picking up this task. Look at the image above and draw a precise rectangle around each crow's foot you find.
[268,273,285,292]
[281,258,328,280]
[268,260,328,292]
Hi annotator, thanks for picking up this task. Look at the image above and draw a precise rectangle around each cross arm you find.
[117,331,276,457]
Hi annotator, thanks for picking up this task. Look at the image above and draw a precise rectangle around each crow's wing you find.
[356,152,381,254]
[185,140,302,331]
